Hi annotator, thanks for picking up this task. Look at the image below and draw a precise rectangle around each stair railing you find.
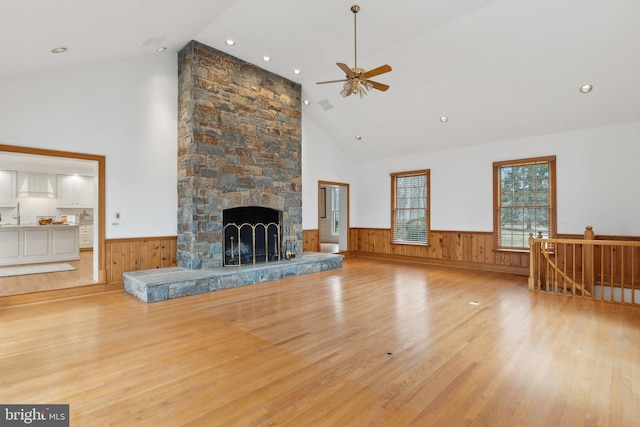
[529,226,640,304]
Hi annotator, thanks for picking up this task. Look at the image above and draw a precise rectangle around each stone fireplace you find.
[123,40,342,303]
[177,40,303,270]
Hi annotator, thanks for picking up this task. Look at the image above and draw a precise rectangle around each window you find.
[493,156,556,249]
[332,186,340,236]
[391,169,430,245]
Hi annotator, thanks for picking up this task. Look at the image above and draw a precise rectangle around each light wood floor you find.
[1,257,639,426]
[0,250,95,297]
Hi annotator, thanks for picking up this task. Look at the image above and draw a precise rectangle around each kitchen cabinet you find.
[0,170,17,207]
[79,225,93,249]
[17,172,57,198]
[0,224,80,266]
[57,175,93,208]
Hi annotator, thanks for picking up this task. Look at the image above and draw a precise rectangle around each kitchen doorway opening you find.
[318,181,349,253]
[0,144,105,300]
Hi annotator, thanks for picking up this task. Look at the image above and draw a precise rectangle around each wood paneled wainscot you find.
[351,228,529,274]
[105,236,177,286]
[302,229,319,252]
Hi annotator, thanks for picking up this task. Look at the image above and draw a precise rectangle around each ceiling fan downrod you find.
[352,5,360,70]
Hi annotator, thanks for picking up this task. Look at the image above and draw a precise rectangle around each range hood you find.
[17,172,56,198]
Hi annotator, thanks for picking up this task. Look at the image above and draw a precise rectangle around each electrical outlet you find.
[133,259,139,269]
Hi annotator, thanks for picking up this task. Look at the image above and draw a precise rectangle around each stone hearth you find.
[124,253,343,303]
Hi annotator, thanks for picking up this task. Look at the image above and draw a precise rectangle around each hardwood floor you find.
[0,250,95,297]
[1,257,639,426]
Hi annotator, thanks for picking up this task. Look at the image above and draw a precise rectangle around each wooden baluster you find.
[528,233,536,290]
[584,226,595,297]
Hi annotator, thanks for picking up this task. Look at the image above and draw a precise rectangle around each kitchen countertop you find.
[0,224,79,228]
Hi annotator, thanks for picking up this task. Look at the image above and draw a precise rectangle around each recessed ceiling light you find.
[51,47,67,54]
[303,100,310,106]
[262,56,271,62]
[440,116,449,123]
[579,84,593,93]
[156,47,167,53]
[293,69,301,75]
[355,135,362,140]
[225,39,235,46]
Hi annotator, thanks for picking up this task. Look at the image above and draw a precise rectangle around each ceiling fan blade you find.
[337,63,356,77]
[367,80,390,92]
[316,79,349,85]
[362,64,392,79]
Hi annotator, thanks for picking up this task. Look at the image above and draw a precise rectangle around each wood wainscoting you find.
[107,230,640,289]
[302,228,528,274]
[302,229,319,252]
[105,236,177,287]
[302,228,358,254]
[350,228,529,274]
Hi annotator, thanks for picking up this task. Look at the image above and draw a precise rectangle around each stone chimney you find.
[177,41,302,269]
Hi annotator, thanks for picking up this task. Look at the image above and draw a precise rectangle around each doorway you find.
[318,181,349,253]
[0,144,105,298]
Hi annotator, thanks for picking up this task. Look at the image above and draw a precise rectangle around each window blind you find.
[391,170,429,245]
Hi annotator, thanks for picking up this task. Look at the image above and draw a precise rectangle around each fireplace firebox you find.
[223,207,282,266]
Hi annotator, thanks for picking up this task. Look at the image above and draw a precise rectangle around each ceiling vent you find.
[318,99,334,111]
[142,37,165,47]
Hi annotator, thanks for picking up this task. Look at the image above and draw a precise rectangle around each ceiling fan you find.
[316,5,392,98]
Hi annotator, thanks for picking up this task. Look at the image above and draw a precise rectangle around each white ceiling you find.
[2,0,640,161]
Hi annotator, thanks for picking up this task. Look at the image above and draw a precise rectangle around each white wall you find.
[3,54,640,240]
[351,121,640,236]
[0,54,178,238]
[301,115,357,229]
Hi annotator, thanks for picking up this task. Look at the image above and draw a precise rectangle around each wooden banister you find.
[529,226,640,305]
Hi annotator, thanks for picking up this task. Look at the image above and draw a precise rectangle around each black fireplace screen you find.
[223,207,281,266]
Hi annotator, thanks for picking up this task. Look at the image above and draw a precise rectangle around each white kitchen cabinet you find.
[79,225,94,249]
[0,170,17,207]
[0,224,80,266]
[57,175,93,208]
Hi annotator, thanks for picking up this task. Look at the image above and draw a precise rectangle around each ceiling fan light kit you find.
[316,5,392,98]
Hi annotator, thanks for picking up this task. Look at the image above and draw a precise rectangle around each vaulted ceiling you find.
[2,0,640,160]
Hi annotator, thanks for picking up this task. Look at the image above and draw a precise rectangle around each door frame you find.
[317,180,350,253]
[0,144,106,282]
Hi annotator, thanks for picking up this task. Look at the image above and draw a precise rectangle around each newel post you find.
[583,226,595,293]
